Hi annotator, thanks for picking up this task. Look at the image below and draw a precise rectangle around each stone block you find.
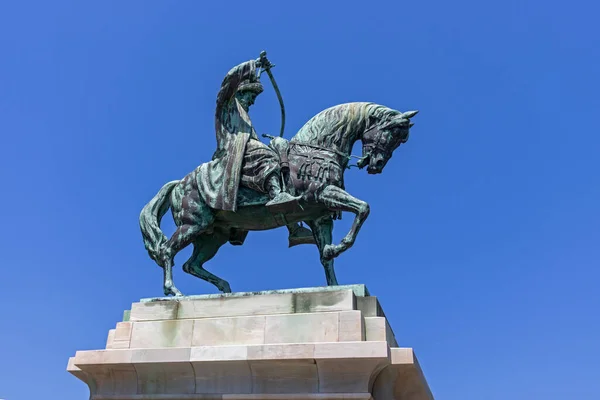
[141,284,368,301]
[129,320,193,348]
[130,301,179,321]
[108,321,132,349]
[81,364,138,396]
[338,311,365,341]
[365,317,398,347]
[74,349,133,365]
[192,315,266,346]
[372,348,434,400]
[317,358,389,393]
[264,312,339,344]
[250,360,319,393]
[190,345,249,361]
[114,322,133,341]
[291,290,356,313]
[135,362,196,395]
[357,296,383,317]
[247,343,316,360]
[66,357,90,384]
[390,348,415,365]
[314,341,389,360]
[109,339,131,349]
[192,361,253,394]
[130,348,191,363]
[178,293,294,319]
[105,329,115,349]
[365,317,386,342]
[174,289,356,320]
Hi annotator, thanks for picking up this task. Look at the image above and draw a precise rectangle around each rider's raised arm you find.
[216,60,258,113]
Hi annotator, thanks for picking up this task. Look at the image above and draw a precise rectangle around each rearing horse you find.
[140,102,417,296]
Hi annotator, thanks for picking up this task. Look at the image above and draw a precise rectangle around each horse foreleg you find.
[317,185,370,261]
[306,218,338,286]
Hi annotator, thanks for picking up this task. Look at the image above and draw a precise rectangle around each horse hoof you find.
[164,286,184,297]
[220,283,232,293]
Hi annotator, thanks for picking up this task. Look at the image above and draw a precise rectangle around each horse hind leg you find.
[306,218,339,286]
[159,224,204,296]
[159,177,215,296]
[182,233,231,293]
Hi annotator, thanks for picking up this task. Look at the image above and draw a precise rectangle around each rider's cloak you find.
[197,60,260,212]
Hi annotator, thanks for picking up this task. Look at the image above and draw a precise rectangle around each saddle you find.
[236,136,344,207]
[235,136,290,208]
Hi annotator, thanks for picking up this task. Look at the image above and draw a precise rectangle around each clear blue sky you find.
[1,1,598,399]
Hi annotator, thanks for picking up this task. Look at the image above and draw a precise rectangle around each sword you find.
[259,50,286,137]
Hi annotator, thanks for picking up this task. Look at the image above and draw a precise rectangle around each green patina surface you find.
[139,284,369,303]
[138,51,417,298]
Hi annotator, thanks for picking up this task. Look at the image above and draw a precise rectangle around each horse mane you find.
[291,102,403,152]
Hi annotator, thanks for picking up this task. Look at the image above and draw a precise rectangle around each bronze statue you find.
[140,51,418,296]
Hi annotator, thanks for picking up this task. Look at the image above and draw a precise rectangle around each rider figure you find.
[197,55,314,246]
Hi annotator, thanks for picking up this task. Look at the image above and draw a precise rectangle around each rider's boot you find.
[264,174,315,245]
[287,223,316,247]
[265,174,302,213]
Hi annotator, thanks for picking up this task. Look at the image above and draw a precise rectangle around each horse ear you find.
[402,110,419,119]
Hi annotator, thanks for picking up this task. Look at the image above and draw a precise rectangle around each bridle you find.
[288,123,395,170]
[360,124,404,163]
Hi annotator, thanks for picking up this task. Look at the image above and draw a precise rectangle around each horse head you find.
[357,109,418,174]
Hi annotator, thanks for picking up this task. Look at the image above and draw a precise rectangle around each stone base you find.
[68,285,433,400]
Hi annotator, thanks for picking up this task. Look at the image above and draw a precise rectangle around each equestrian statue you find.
[140,51,418,296]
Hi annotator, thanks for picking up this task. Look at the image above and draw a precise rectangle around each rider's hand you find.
[258,51,273,70]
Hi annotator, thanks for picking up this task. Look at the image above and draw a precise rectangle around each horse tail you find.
[139,180,179,262]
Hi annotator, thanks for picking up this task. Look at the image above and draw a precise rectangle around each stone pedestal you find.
[68,285,433,400]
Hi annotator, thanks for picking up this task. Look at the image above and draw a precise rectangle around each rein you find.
[361,126,397,161]
[265,123,382,170]
[290,141,367,169]
[290,123,380,169]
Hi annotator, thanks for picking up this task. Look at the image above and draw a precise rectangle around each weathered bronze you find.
[140,51,418,296]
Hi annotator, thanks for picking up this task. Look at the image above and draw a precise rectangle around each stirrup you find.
[288,226,316,247]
